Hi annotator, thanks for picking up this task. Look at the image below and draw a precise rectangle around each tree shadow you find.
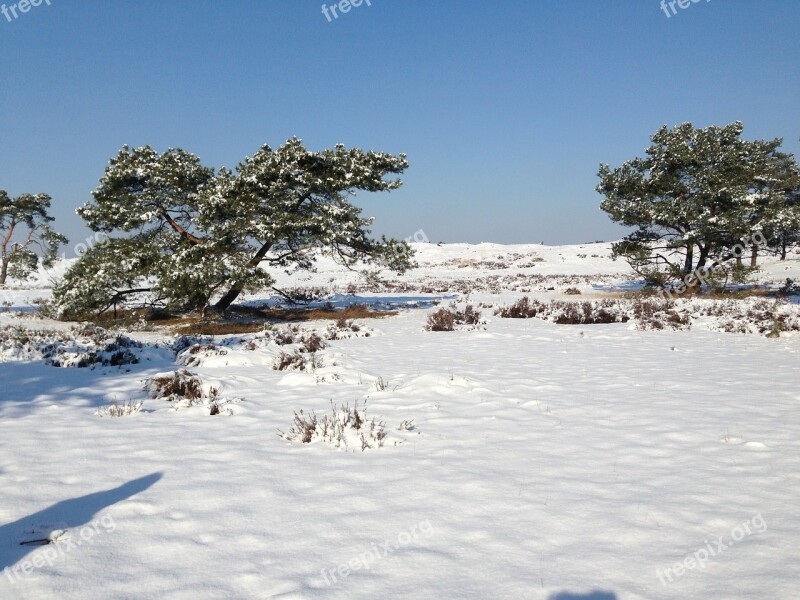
[0,472,162,572]
[549,592,618,600]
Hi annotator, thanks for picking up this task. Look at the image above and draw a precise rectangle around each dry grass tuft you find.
[95,400,143,417]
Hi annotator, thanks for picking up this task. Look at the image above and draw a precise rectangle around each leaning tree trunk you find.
[213,286,244,312]
[695,244,710,270]
[213,241,274,311]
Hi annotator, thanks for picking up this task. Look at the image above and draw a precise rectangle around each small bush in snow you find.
[273,326,300,346]
[147,369,206,403]
[177,342,228,367]
[95,400,143,417]
[426,308,456,331]
[279,401,391,451]
[301,332,326,353]
[325,319,370,340]
[779,278,799,296]
[496,296,539,319]
[273,349,322,372]
[426,304,484,331]
[632,299,691,331]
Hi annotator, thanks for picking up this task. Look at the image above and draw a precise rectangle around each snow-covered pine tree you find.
[0,190,68,285]
[757,156,800,262]
[596,121,800,289]
[54,139,414,317]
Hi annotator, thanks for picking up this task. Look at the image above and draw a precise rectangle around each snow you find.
[1,242,800,599]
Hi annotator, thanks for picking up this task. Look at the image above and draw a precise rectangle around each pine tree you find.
[596,121,800,289]
[0,190,68,285]
[54,139,413,316]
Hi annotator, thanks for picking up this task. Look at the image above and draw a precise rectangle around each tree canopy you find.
[54,139,414,316]
[0,190,68,286]
[597,121,800,288]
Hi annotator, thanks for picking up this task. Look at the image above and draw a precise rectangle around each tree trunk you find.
[750,245,758,268]
[695,244,710,270]
[683,243,694,275]
[213,241,273,311]
[781,237,787,261]
[0,256,8,285]
[1,220,15,286]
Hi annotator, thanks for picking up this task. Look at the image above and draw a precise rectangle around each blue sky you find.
[1,0,798,252]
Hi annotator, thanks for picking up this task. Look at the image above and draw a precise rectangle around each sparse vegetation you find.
[426,307,456,331]
[147,369,208,404]
[0,324,143,367]
[95,400,143,417]
[495,294,800,335]
[177,343,228,367]
[426,304,484,331]
[497,296,632,325]
[779,278,799,296]
[279,401,396,451]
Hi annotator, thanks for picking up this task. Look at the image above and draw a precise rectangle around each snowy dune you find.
[1,242,799,599]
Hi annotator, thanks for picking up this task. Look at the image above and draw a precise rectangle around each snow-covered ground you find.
[1,242,799,599]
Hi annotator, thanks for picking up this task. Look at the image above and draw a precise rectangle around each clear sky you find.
[1,0,798,253]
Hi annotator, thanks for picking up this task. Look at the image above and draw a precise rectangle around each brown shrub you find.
[148,369,205,402]
[426,304,484,331]
[426,308,457,331]
[495,296,542,318]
